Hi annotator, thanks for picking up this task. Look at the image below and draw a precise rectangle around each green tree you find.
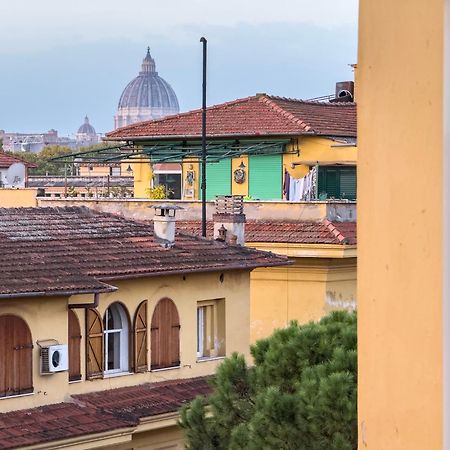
[179,311,357,450]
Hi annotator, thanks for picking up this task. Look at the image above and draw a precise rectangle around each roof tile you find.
[0,207,289,298]
[106,95,356,140]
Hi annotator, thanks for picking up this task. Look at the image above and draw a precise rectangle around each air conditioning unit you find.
[40,344,69,375]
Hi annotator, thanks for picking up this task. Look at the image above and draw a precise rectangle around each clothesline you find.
[283,167,317,201]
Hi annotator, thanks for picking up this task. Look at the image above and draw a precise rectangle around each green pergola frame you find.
[50,139,295,165]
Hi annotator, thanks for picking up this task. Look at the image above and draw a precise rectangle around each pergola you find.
[50,138,294,165]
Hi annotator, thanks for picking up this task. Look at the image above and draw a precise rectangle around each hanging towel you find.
[283,170,291,200]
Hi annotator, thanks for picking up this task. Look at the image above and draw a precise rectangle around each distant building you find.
[0,129,75,153]
[75,116,99,146]
[0,117,100,153]
[114,47,180,129]
[0,151,35,188]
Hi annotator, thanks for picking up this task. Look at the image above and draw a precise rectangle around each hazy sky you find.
[0,0,358,135]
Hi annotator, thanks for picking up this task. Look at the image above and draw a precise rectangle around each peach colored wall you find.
[358,0,444,448]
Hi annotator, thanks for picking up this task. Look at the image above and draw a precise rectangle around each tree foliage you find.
[179,311,357,450]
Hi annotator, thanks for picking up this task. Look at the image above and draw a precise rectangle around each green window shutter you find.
[339,167,357,200]
[206,159,231,200]
[318,166,356,200]
[249,155,282,200]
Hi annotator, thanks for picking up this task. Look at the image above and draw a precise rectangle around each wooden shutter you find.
[0,315,33,397]
[68,310,82,382]
[134,300,148,373]
[249,154,282,200]
[86,308,104,379]
[206,159,232,200]
[151,298,180,370]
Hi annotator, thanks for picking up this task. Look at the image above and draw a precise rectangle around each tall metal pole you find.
[200,37,207,237]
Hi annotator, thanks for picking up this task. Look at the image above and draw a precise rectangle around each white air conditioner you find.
[40,344,69,375]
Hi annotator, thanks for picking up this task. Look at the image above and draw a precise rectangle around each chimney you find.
[213,195,246,245]
[151,204,183,246]
[332,81,355,102]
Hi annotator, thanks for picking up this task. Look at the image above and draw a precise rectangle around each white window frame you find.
[196,300,225,360]
[103,303,129,375]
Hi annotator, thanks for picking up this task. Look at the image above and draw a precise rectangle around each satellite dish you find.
[6,163,26,187]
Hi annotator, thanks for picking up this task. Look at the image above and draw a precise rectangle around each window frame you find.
[103,303,130,376]
[196,299,225,361]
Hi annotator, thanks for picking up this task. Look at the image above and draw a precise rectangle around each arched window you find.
[103,303,130,374]
[68,310,81,382]
[0,315,33,397]
[151,298,180,370]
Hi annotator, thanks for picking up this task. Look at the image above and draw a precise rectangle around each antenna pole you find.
[200,37,207,238]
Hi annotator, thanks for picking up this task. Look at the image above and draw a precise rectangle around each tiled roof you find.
[178,219,357,245]
[0,152,36,168]
[0,207,289,298]
[0,402,134,449]
[105,94,356,140]
[0,376,210,449]
[73,376,211,420]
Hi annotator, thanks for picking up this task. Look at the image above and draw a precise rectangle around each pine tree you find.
[179,311,357,450]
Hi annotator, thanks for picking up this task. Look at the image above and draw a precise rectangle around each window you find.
[151,298,180,370]
[103,303,130,374]
[0,315,33,397]
[197,299,225,359]
[318,166,356,200]
[154,173,182,199]
[68,310,81,382]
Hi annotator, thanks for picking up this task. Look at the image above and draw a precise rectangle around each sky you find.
[0,0,358,136]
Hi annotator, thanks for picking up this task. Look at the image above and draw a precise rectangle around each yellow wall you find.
[231,156,248,196]
[283,136,357,181]
[0,188,38,207]
[250,257,356,342]
[0,270,250,413]
[358,0,444,448]
[133,158,153,198]
[79,166,112,177]
[182,160,200,199]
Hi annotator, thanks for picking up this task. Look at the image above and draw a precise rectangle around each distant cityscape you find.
[0,48,179,153]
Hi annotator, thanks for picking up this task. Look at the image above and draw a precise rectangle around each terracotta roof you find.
[0,152,36,168]
[105,94,356,140]
[0,207,289,298]
[73,376,211,420]
[178,219,357,245]
[0,376,210,449]
[0,402,134,449]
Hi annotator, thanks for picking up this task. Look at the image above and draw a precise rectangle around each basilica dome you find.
[114,48,179,129]
[77,116,96,135]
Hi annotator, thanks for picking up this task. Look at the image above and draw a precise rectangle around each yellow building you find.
[0,206,286,449]
[358,0,448,448]
[104,91,357,201]
[176,197,357,342]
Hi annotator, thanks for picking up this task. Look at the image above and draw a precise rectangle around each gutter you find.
[0,285,117,300]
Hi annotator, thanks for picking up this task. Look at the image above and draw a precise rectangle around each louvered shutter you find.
[339,167,357,200]
[151,298,180,370]
[249,154,282,200]
[86,309,104,379]
[206,159,232,200]
[68,310,82,382]
[134,300,148,373]
[0,315,33,397]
